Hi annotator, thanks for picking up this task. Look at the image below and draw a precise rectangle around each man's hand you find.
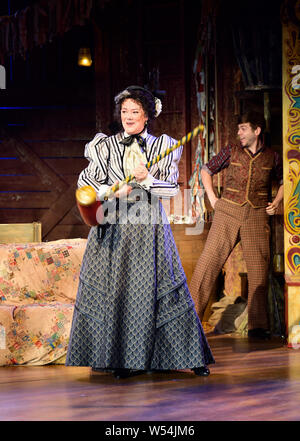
[266,184,283,216]
[209,194,219,210]
[266,201,278,216]
[201,167,219,210]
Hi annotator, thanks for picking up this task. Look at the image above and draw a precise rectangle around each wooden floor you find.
[0,334,300,422]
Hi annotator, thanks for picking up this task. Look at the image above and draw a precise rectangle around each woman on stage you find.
[66,85,214,378]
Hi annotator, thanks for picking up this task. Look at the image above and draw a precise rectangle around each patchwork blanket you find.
[0,238,86,366]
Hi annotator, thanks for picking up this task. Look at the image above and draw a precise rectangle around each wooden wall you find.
[0,24,96,241]
[0,0,201,241]
[0,0,284,269]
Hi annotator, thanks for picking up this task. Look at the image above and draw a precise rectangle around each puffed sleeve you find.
[77,133,110,200]
[141,134,183,199]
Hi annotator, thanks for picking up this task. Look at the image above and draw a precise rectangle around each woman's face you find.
[121,98,148,135]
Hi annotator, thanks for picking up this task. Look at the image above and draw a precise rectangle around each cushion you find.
[0,303,74,365]
[0,238,86,305]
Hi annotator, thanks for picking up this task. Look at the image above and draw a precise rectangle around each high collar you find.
[124,128,148,139]
[120,129,148,149]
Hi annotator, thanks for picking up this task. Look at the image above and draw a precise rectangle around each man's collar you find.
[241,140,265,155]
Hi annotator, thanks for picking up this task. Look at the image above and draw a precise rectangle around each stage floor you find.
[0,334,299,422]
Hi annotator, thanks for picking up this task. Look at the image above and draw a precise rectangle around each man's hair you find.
[238,111,266,133]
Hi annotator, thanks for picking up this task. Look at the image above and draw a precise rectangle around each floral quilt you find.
[0,303,74,365]
[0,239,86,304]
[0,239,87,366]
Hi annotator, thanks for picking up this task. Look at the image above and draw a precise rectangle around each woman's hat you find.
[114,85,162,117]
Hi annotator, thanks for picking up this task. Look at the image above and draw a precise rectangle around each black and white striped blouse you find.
[78,131,183,199]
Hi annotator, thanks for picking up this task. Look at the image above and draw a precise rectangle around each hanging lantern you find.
[78,48,92,67]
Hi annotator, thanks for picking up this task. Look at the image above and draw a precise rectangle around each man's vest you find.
[221,145,276,208]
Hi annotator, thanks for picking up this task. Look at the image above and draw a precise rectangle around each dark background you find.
[0,0,283,241]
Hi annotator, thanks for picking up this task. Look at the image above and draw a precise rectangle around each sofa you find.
[0,238,87,365]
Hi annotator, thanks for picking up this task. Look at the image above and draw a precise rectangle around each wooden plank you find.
[0,129,96,239]
[0,209,47,223]
[42,158,88,175]
[0,174,77,189]
[0,222,41,243]
[59,205,85,225]
[0,159,32,175]
[0,176,50,192]
[1,107,94,126]
[3,127,96,142]
[40,181,78,238]
[0,141,86,158]
[94,24,113,133]
[171,223,210,285]
[0,192,56,208]
[0,159,85,178]
[45,224,90,241]
[0,84,95,106]
[0,132,84,238]
[0,132,69,192]
[0,335,299,421]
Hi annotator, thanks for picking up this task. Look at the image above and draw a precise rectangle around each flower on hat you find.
[154,97,162,117]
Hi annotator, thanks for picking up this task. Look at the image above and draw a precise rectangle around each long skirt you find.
[66,192,214,370]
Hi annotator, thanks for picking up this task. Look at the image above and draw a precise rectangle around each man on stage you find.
[190,111,283,340]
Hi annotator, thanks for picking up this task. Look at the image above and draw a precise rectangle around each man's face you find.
[237,122,260,147]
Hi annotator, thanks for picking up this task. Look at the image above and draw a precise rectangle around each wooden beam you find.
[94,24,112,133]
[1,130,69,192]
[39,181,78,238]
[0,129,79,239]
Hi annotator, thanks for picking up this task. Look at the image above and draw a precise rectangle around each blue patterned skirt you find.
[66,193,214,370]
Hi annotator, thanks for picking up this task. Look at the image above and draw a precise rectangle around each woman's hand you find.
[133,161,148,182]
[114,182,133,199]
